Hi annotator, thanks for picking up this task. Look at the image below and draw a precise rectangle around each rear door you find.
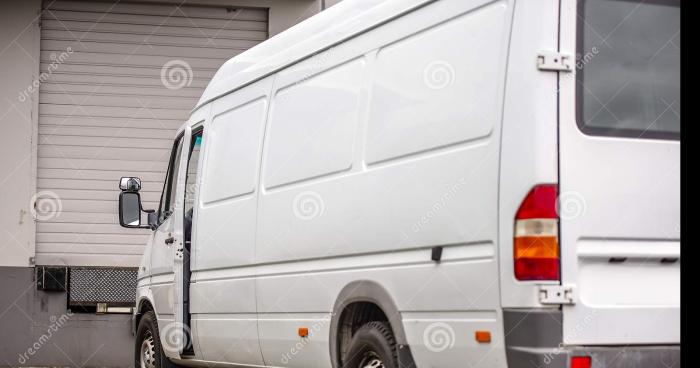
[559,0,680,345]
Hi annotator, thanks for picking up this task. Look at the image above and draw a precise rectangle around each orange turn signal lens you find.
[298,327,309,337]
[475,330,491,343]
[514,236,559,258]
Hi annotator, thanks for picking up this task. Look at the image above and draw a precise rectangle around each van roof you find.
[194,0,428,110]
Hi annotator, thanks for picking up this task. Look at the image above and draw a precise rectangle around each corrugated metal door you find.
[36,0,268,266]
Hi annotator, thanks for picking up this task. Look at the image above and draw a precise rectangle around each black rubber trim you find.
[503,309,681,368]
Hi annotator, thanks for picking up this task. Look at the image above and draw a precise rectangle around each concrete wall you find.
[0,267,133,367]
[0,0,40,268]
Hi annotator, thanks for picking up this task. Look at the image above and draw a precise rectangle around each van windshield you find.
[577,0,680,139]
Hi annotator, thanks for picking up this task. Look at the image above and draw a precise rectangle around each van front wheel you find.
[135,311,179,368]
[343,321,398,368]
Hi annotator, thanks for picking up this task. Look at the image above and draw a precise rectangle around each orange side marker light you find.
[298,327,309,338]
[475,330,491,343]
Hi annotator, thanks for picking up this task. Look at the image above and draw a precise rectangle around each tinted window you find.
[184,132,202,216]
[577,0,680,139]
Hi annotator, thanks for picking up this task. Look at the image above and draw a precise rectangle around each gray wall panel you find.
[36,0,268,267]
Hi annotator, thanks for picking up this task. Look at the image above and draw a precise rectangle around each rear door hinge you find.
[539,284,576,305]
[537,51,573,72]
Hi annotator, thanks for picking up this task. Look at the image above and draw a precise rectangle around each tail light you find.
[570,356,591,368]
[514,184,559,280]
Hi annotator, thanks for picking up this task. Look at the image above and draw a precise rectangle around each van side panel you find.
[189,77,273,366]
[264,59,365,189]
[498,0,560,308]
[253,1,513,367]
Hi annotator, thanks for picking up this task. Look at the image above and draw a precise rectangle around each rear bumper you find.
[569,346,679,368]
[503,309,680,368]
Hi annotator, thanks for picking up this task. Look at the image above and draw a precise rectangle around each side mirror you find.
[118,177,156,229]
[120,177,141,191]
[119,191,144,228]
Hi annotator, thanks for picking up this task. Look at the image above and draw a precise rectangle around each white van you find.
[118,0,681,367]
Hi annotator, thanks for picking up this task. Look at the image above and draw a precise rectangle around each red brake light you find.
[571,356,591,368]
[514,184,560,281]
[515,184,558,219]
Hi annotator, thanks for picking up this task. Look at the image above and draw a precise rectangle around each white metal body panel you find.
[197,0,432,108]
[251,1,513,367]
[201,100,268,204]
[264,59,365,189]
[558,0,680,345]
[154,0,515,366]
[365,5,503,164]
[189,78,274,366]
[498,0,560,308]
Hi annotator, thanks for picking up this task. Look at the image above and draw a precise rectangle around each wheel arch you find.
[133,295,155,335]
[329,280,416,368]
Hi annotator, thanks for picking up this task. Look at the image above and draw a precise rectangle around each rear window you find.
[577,0,680,140]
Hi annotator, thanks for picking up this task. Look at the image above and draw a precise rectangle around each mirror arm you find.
[147,211,159,231]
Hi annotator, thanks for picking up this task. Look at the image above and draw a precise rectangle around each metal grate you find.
[69,267,137,306]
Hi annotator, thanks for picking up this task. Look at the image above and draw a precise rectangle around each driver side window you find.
[158,135,184,224]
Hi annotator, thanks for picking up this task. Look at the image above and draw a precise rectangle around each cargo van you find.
[118,0,680,367]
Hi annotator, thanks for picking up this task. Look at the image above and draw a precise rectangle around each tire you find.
[134,311,180,368]
[342,321,398,368]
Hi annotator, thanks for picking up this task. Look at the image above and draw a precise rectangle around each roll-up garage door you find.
[36,0,268,267]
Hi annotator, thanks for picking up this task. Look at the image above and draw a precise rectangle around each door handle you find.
[164,236,175,245]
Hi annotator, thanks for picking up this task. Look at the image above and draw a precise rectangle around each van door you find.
[558,0,680,345]
[171,126,192,356]
[178,127,203,355]
[150,130,188,357]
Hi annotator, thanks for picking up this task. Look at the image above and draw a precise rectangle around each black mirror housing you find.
[147,212,158,230]
[118,177,155,229]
